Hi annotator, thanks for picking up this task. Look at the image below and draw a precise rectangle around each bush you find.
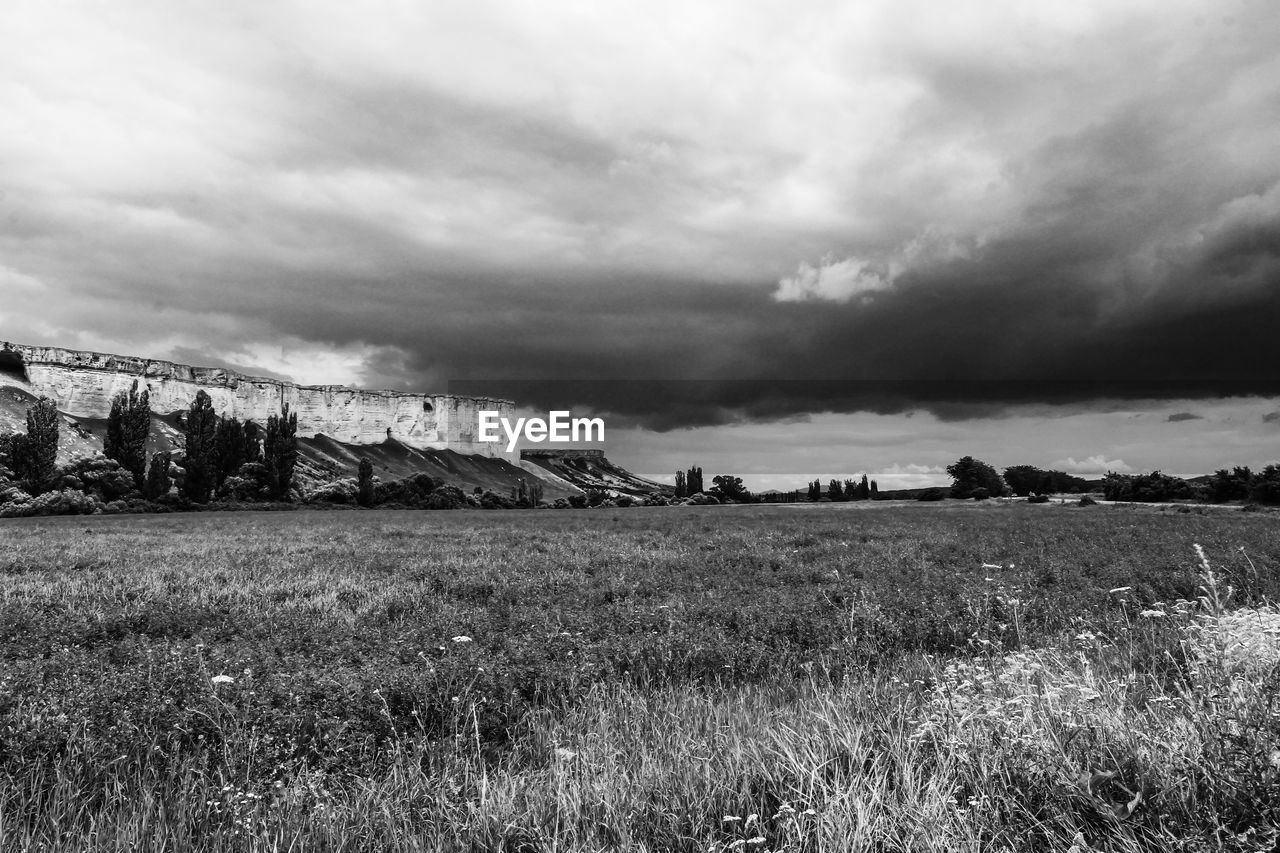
[567,494,587,508]
[425,485,468,510]
[479,490,516,510]
[305,478,360,505]
[56,456,137,502]
[1078,495,1097,506]
[917,488,948,502]
[374,473,438,507]
[1028,494,1050,504]
[0,487,99,518]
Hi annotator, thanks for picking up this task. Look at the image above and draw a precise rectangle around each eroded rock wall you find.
[1,341,516,460]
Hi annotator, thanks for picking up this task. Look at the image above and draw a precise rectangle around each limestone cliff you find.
[0,341,517,461]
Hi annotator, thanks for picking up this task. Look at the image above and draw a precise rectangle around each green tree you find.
[1207,466,1252,503]
[827,479,843,501]
[264,404,298,500]
[144,451,172,500]
[104,381,150,489]
[242,420,263,463]
[357,457,374,507]
[13,397,60,494]
[674,470,687,498]
[870,479,879,499]
[180,391,218,503]
[857,474,871,501]
[213,416,247,491]
[947,456,1005,499]
[1247,464,1280,505]
[710,474,750,503]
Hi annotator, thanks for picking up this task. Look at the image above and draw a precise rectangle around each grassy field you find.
[1,502,1278,851]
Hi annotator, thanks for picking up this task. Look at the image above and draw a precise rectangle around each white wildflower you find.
[451,636,472,643]
[211,675,234,685]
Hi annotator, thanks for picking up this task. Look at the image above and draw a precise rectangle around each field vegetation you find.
[1,503,1278,851]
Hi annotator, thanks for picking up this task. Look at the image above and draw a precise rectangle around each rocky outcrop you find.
[0,341,517,460]
[521,448,671,496]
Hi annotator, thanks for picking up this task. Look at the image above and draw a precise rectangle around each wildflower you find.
[722,816,741,823]
[451,636,472,643]
[1139,609,1167,618]
[212,675,234,685]
[554,747,578,760]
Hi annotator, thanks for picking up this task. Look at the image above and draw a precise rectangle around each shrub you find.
[0,487,99,517]
[425,485,468,509]
[374,473,438,507]
[1078,495,1097,506]
[917,487,948,501]
[305,477,360,505]
[56,456,137,502]
[479,490,516,510]
[1028,494,1050,504]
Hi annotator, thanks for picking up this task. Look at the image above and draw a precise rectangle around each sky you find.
[2,0,1278,489]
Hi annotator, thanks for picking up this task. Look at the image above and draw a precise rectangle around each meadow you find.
[0,502,1277,852]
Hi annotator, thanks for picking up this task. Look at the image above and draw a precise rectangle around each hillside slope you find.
[2,388,663,499]
[521,449,671,497]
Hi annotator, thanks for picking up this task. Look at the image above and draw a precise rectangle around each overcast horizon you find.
[3,1,1278,490]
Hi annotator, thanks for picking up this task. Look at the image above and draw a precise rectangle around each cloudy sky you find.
[2,0,1278,488]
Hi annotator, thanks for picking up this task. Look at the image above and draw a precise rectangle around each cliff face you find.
[0,341,517,460]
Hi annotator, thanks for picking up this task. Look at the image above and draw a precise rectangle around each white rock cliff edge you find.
[0,341,517,461]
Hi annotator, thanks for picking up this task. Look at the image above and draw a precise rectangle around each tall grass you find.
[1,505,1278,850]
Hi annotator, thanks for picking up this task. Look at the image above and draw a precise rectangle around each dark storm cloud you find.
[2,1,1278,430]
[1167,412,1204,423]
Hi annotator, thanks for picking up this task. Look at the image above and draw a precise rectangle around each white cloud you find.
[774,226,982,302]
[774,255,894,302]
[1052,455,1132,475]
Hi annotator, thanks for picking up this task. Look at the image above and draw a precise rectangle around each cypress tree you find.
[181,391,218,503]
[264,404,298,500]
[357,457,374,507]
[242,420,262,463]
[870,479,879,499]
[213,416,247,489]
[16,398,59,494]
[105,381,150,489]
[675,470,686,498]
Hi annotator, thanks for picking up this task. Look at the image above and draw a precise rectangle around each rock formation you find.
[0,341,517,461]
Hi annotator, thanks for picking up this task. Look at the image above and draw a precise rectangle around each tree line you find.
[0,385,298,510]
